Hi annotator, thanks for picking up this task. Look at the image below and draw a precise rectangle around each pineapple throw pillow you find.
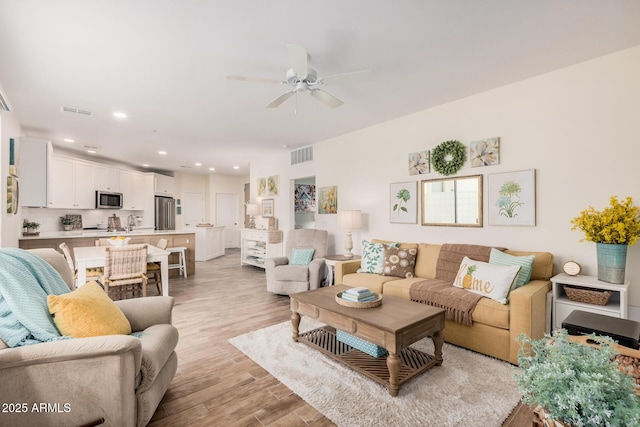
[452,256,521,304]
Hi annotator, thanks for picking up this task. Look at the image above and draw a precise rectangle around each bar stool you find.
[167,246,187,278]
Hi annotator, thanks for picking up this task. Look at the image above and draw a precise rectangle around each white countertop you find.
[19,229,197,240]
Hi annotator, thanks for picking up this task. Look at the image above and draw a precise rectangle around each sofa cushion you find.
[489,248,535,288]
[382,246,417,278]
[341,273,400,294]
[47,281,132,338]
[414,243,440,279]
[453,257,520,304]
[358,240,398,274]
[435,243,499,282]
[505,250,555,281]
[273,265,309,281]
[472,297,511,330]
[290,248,315,266]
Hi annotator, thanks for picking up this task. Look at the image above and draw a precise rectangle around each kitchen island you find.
[19,229,196,276]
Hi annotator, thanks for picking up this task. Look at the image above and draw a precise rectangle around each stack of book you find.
[341,287,377,302]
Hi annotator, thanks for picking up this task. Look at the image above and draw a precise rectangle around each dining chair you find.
[99,244,148,300]
[147,239,168,294]
[58,242,103,287]
[95,238,111,246]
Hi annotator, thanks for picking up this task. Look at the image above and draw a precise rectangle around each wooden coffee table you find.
[290,285,445,396]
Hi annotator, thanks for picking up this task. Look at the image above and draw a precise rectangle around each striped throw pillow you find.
[489,248,535,288]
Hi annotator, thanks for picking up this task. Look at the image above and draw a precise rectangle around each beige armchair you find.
[265,229,329,295]
[0,248,178,427]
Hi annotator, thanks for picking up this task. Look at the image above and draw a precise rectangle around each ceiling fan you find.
[227,44,373,109]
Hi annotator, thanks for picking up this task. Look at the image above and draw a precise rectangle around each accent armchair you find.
[265,229,329,295]
[0,248,178,427]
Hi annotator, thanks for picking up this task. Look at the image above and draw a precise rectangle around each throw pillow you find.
[489,248,535,288]
[358,240,398,274]
[47,281,132,338]
[452,256,520,304]
[290,248,315,266]
[382,246,417,278]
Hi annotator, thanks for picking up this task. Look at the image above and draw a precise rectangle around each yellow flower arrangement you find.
[571,196,640,245]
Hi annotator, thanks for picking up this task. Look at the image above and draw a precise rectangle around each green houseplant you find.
[571,196,640,283]
[60,216,74,231]
[515,330,640,427]
[22,219,40,236]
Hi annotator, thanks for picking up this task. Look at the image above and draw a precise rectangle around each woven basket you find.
[335,292,382,308]
[564,285,612,306]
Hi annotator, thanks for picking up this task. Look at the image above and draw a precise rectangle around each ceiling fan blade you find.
[286,44,308,78]
[226,74,283,84]
[320,69,374,86]
[266,91,296,108]
[309,89,343,108]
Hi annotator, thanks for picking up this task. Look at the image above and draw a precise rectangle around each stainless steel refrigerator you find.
[155,196,176,230]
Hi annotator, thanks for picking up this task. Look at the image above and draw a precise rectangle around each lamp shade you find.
[338,210,362,230]
[246,204,260,215]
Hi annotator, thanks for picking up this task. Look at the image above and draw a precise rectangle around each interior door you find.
[216,193,240,248]
[183,192,204,227]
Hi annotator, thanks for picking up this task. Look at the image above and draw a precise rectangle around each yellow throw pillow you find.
[47,281,132,338]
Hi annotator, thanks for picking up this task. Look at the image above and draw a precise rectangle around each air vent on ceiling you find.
[180,165,192,169]
[60,106,93,117]
[291,146,313,165]
[0,89,10,112]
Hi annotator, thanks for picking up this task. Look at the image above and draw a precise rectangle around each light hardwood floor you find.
[147,249,533,426]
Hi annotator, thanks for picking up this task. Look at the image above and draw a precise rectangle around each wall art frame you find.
[267,175,279,196]
[257,177,267,197]
[390,181,418,224]
[408,151,429,175]
[261,199,274,218]
[470,137,500,167]
[318,186,338,214]
[488,169,536,226]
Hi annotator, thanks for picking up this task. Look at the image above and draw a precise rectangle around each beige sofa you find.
[0,248,178,427]
[334,241,554,365]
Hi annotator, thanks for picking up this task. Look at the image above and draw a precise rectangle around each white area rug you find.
[229,319,522,427]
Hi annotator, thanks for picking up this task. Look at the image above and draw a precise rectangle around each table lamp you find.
[338,210,362,258]
[246,204,260,229]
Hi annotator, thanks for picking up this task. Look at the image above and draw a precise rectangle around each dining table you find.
[73,244,171,296]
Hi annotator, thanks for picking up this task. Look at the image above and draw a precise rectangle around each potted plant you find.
[60,216,74,231]
[22,219,40,236]
[571,196,640,283]
[515,330,640,427]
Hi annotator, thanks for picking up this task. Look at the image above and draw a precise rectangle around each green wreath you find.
[431,140,466,176]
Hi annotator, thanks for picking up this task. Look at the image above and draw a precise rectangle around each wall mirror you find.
[421,174,483,227]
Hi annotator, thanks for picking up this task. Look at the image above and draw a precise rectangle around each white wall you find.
[251,45,640,311]
[0,109,24,247]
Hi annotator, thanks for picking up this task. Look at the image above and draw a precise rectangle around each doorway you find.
[293,176,316,229]
[216,193,240,248]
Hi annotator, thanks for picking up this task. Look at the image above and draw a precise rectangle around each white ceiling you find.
[1,1,640,176]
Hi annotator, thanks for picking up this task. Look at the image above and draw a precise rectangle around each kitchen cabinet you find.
[120,170,145,210]
[154,173,174,196]
[48,156,95,209]
[190,226,225,261]
[95,166,120,192]
[19,137,52,207]
[240,229,282,268]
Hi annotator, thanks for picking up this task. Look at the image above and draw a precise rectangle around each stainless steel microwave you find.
[96,191,123,209]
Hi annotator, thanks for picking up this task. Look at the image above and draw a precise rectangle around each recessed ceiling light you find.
[195,162,202,167]
[209,167,215,171]
[158,151,167,155]
[64,138,74,143]
[142,164,149,168]
[113,112,127,119]
[233,166,240,170]
[87,150,97,154]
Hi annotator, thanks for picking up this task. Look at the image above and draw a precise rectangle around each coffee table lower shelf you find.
[298,326,440,394]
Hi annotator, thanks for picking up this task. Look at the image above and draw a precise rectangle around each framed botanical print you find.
[390,181,418,224]
[488,169,536,226]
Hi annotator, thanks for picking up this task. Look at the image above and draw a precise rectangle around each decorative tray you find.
[335,292,382,308]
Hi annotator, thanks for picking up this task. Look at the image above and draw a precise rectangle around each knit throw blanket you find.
[409,243,501,326]
[0,248,70,347]
[410,279,482,326]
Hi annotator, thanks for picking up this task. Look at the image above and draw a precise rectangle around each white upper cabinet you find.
[48,156,95,209]
[95,166,120,192]
[18,137,51,207]
[120,170,145,210]
[154,173,174,197]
